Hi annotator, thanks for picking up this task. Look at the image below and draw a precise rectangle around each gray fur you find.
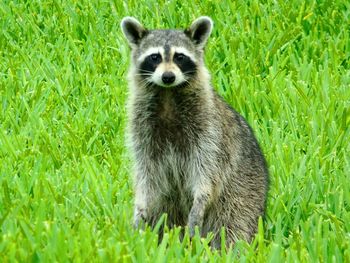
[121,16,269,248]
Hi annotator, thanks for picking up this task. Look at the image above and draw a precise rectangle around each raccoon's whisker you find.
[184,71,197,75]
[137,72,154,76]
[137,69,155,74]
[183,78,193,86]
[138,78,154,88]
[136,76,152,82]
[135,73,153,77]
[138,79,152,87]
[135,72,153,74]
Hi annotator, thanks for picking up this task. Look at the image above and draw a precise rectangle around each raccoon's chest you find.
[158,90,176,121]
[148,89,193,147]
[131,90,206,200]
[132,88,204,160]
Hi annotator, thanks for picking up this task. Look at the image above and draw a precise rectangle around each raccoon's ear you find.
[121,17,147,47]
[185,16,213,48]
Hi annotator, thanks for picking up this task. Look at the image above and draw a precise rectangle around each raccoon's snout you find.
[162,71,176,84]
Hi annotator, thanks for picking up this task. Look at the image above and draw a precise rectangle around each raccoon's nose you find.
[162,71,176,84]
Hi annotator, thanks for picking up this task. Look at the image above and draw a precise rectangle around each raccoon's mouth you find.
[140,77,187,89]
[151,80,189,89]
[154,81,187,88]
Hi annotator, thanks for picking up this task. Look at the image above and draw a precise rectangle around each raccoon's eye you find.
[174,53,185,62]
[149,53,161,62]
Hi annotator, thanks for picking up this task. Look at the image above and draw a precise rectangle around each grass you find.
[0,0,349,261]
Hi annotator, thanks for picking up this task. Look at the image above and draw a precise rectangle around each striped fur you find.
[121,16,269,248]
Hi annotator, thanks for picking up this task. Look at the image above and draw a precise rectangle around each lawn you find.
[0,0,349,262]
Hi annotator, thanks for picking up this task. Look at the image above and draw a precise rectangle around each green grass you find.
[0,0,349,261]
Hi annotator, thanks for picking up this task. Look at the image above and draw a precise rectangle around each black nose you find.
[162,72,176,84]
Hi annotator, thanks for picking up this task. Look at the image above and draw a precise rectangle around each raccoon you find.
[121,16,269,248]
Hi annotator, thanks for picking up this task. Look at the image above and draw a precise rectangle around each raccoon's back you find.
[213,93,269,205]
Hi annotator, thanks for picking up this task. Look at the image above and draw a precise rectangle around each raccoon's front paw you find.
[133,208,146,229]
[188,224,198,238]
[188,215,202,238]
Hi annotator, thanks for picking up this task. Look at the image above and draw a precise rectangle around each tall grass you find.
[0,0,349,261]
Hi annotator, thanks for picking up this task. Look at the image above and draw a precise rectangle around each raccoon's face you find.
[121,17,213,88]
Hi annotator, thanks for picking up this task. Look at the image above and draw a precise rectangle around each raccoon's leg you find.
[133,175,160,229]
[188,183,220,238]
[133,183,148,229]
[188,193,208,237]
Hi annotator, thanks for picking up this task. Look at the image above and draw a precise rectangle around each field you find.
[0,0,349,261]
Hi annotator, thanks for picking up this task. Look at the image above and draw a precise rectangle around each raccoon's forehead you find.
[139,30,195,53]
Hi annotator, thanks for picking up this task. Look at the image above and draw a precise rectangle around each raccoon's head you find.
[121,16,213,88]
